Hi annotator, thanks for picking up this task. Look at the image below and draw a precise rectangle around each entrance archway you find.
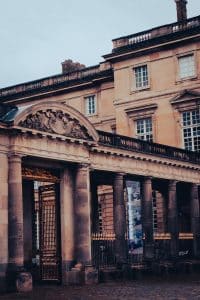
[22,166,61,282]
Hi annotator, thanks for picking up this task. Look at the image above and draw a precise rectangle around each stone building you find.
[0,0,200,291]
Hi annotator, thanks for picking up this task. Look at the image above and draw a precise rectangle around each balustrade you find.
[113,15,200,49]
[97,130,200,164]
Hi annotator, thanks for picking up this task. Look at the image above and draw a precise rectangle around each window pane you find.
[182,110,200,152]
[136,118,153,142]
[134,65,149,88]
[85,95,96,115]
[179,55,195,79]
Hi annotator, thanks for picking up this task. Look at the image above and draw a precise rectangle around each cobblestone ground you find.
[1,276,200,300]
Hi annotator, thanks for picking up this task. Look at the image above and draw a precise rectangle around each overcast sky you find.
[0,0,199,89]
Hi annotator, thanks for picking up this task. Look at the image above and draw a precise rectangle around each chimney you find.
[175,0,188,22]
[61,59,85,74]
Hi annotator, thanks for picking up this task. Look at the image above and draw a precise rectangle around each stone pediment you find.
[170,89,200,111]
[14,102,99,142]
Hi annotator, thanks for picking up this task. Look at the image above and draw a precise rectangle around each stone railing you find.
[97,130,200,164]
[0,64,112,98]
[112,15,200,49]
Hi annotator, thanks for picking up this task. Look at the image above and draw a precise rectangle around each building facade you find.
[0,0,200,292]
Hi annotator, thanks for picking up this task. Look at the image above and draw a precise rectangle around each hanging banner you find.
[126,181,143,255]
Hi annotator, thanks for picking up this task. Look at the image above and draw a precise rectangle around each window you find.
[134,65,149,89]
[85,95,97,115]
[182,110,200,152]
[135,118,153,142]
[178,54,195,79]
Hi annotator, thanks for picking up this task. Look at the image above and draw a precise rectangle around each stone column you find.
[142,177,154,261]
[74,164,91,266]
[168,180,178,259]
[60,167,75,283]
[8,154,32,292]
[0,153,8,292]
[113,173,127,266]
[8,155,24,269]
[190,183,200,258]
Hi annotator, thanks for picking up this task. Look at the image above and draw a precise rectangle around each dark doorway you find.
[23,177,61,283]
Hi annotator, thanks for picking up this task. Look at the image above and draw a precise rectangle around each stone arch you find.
[14,102,99,142]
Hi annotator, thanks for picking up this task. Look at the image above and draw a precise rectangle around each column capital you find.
[8,153,24,161]
[114,172,126,180]
[143,176,153,184]
[169,180,178,190]
[77,162,90,169]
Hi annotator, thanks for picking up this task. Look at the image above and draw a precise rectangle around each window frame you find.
[135,117,153,142]
[176,51,197,82]
[125,103,157,142]
[181,109,200,152]
[85,95,97,116]
[131,63,150,92]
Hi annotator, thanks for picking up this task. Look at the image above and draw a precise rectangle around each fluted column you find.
[74,164,91,265]
[113,173,127,265]
[190,183,200,258]
[8,154,24,269]
[60,167,75,279]
[168,180,178,259]
[142,177,154,260]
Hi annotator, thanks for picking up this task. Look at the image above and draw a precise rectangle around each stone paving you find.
[1,276,200,300]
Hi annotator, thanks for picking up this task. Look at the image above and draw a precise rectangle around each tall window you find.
[134,65,149,89]
[178,54,195,79]
[182,109,200,152]
[135,118,153,142]
[85,95,96,115]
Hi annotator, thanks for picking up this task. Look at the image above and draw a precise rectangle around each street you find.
[1,276,200,300]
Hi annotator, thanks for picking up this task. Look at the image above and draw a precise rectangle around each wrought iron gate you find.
[39,184,61,282]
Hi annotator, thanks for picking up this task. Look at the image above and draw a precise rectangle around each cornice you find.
[103,30,200,63]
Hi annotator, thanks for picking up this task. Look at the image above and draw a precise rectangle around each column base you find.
[85,265,98,285]
[62,263,99,285]
[63,263,84,285]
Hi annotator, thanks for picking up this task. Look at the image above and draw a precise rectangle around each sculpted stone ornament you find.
[18,109,93,140]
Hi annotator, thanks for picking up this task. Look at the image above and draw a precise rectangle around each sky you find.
[0,0,199,89]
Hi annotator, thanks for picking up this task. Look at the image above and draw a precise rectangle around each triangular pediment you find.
[170,89,200,111]
[171,89,200,104]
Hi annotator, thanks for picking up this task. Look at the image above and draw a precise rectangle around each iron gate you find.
[39,184,61,282]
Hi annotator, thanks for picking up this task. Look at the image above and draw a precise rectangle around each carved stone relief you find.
[18,109,93,140]
[22,167,59,182]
